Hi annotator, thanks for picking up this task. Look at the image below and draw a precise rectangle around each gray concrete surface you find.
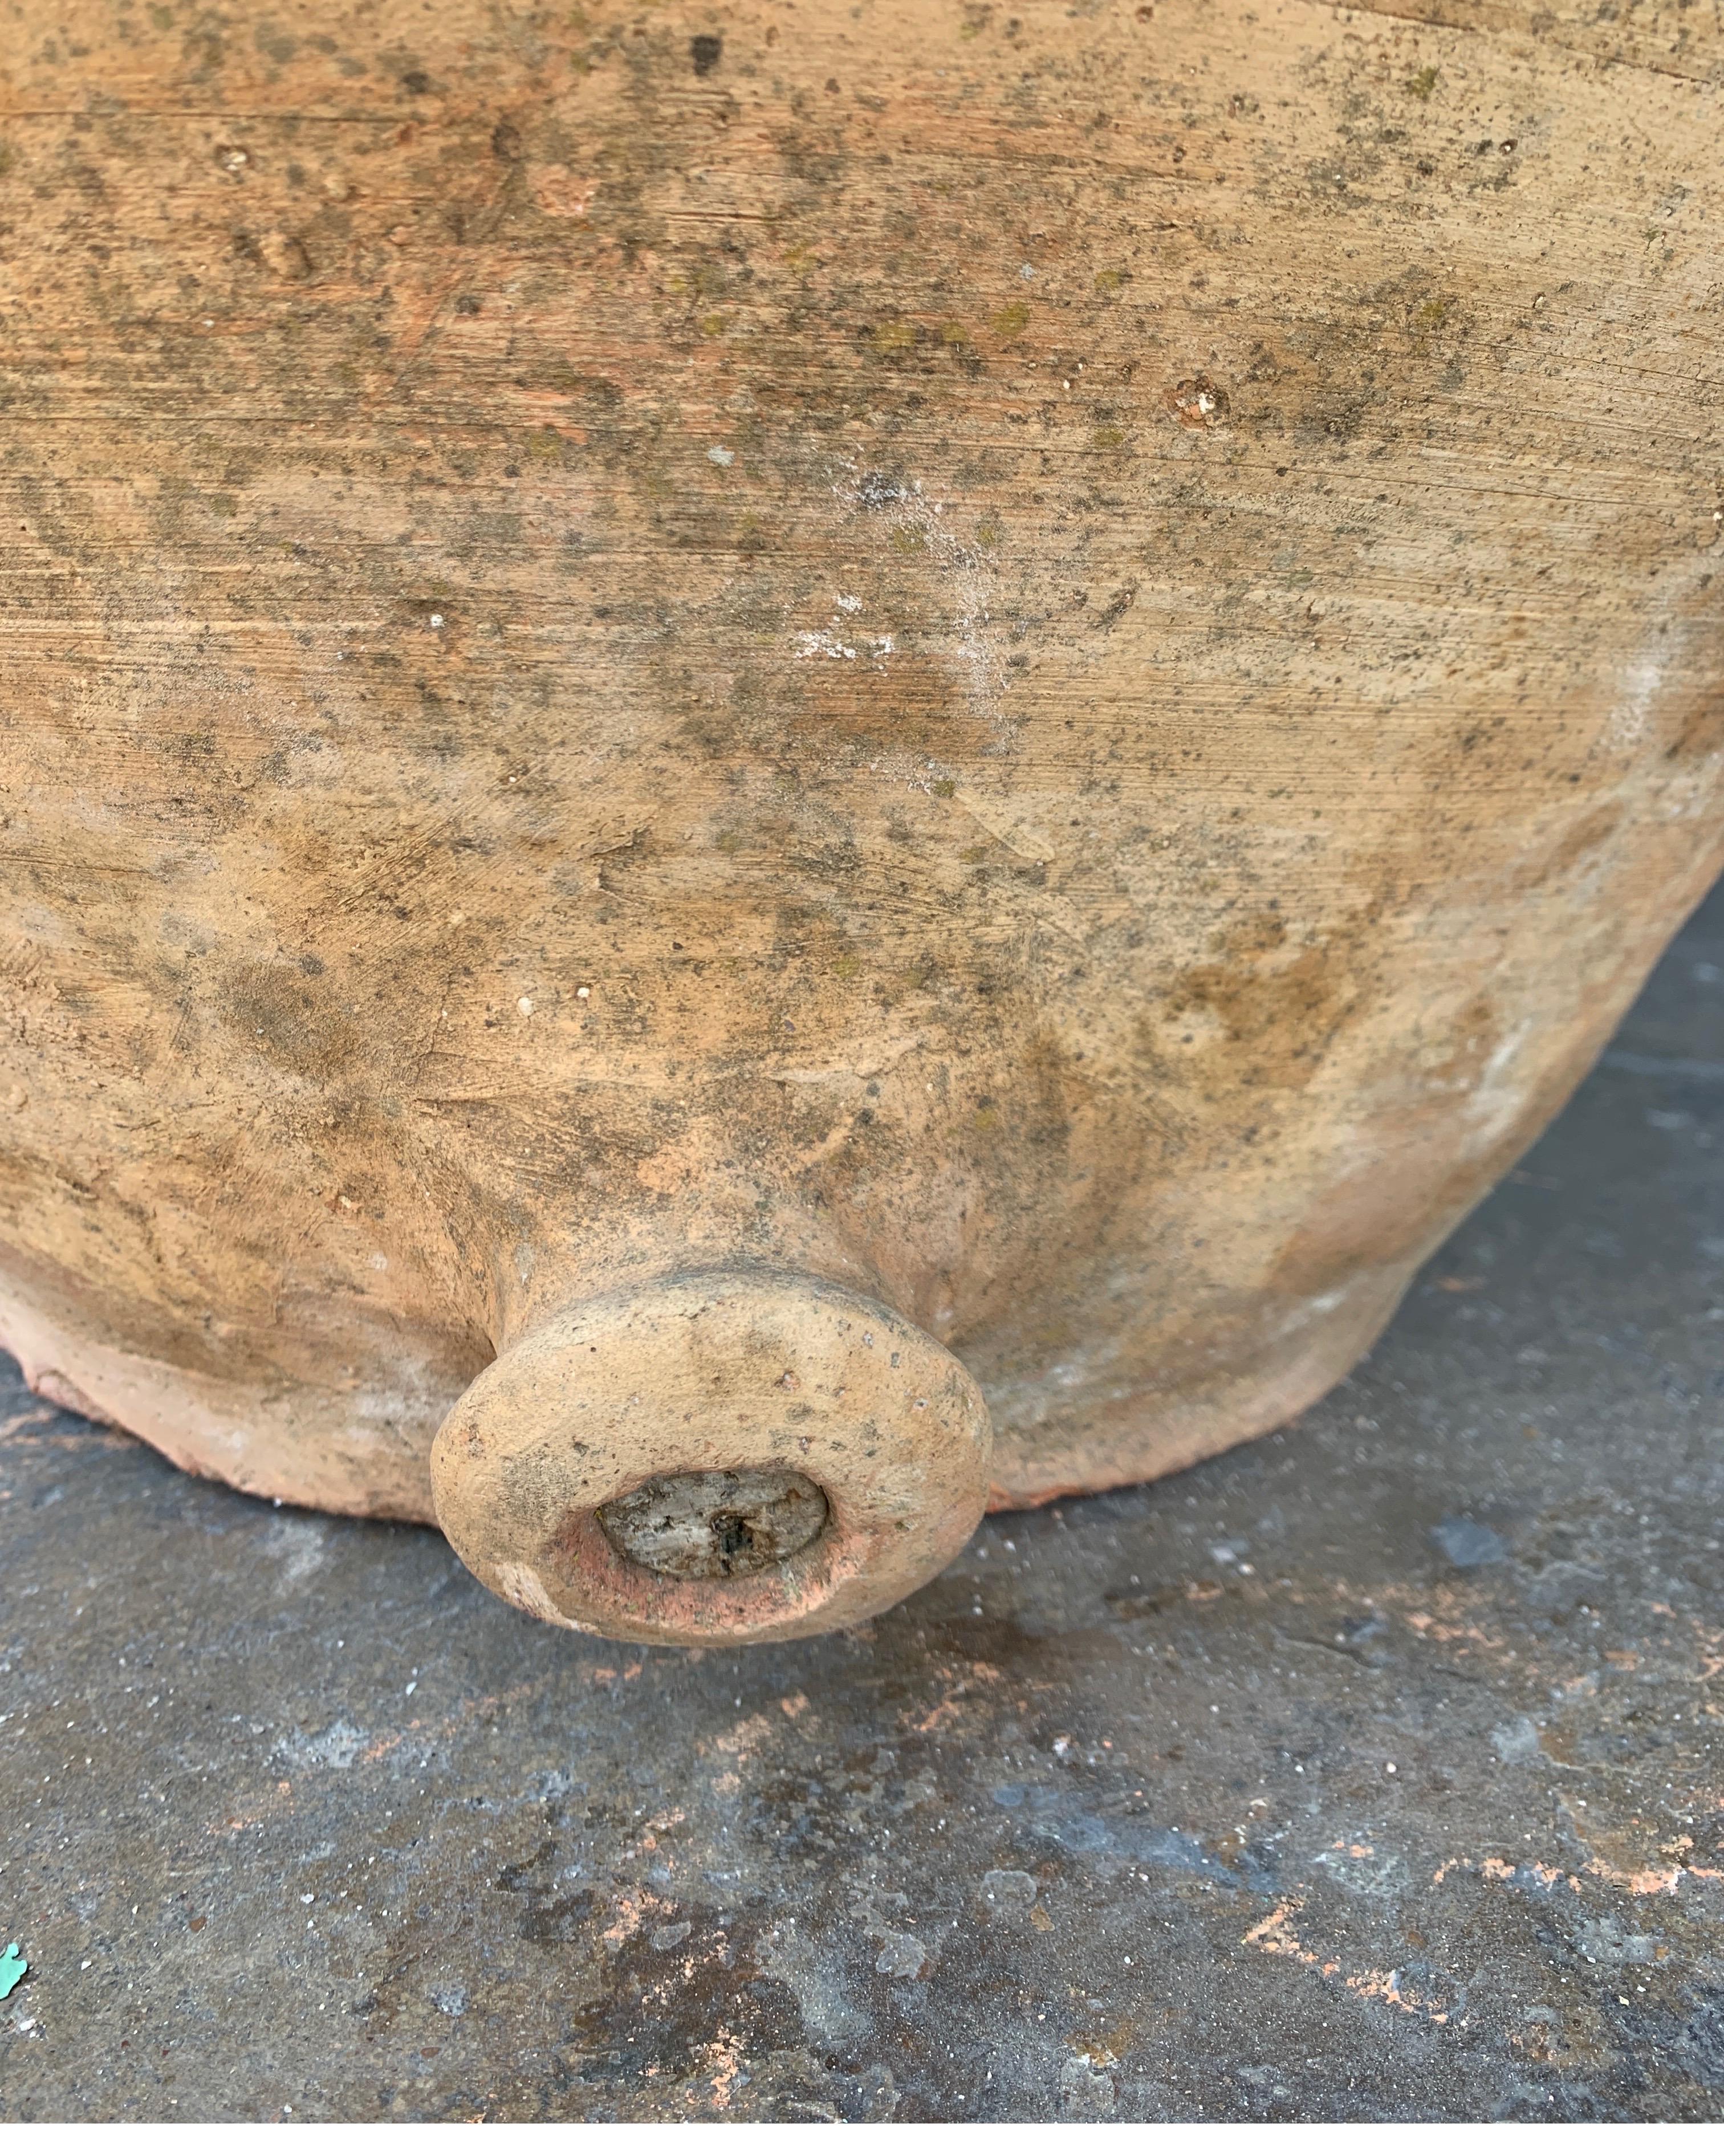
[3,880,1723,2122]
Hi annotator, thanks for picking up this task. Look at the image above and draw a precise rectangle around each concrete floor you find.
[4,881,1723,2122]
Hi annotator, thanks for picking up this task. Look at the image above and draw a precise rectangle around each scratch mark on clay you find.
[831,461,1010,742]
[1602,551,1724,819]
[1459,1017,1534,1157]
[492,1560,580,1629]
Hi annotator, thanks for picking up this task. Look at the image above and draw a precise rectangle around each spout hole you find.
[596,1467,830,1581]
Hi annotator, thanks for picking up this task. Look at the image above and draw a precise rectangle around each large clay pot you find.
[2,1,1719,1644]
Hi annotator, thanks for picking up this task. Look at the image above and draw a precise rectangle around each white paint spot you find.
[517,995,535,1015]
[1491,1715,1542,1761]
[835,592,863,613]
[1607,651,1664,749]
[797,629,857,660]
[873,1930,928,1978]
[278,1719,368,1770]
[1462,1018,1534,1155]
[264,1515,329,1588]
[708,445,735,466]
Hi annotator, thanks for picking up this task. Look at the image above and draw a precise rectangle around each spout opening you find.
[597,1466,831,1580]
[429,1268,993,1645]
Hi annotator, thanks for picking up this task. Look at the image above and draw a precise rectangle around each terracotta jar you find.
[3,1,1719,1642]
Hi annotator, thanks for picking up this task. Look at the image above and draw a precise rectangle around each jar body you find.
[2,0,1719,1637]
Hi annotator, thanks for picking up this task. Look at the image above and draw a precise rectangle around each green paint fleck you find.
[1405,66,1439,100]
[0,1943,26,1999]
